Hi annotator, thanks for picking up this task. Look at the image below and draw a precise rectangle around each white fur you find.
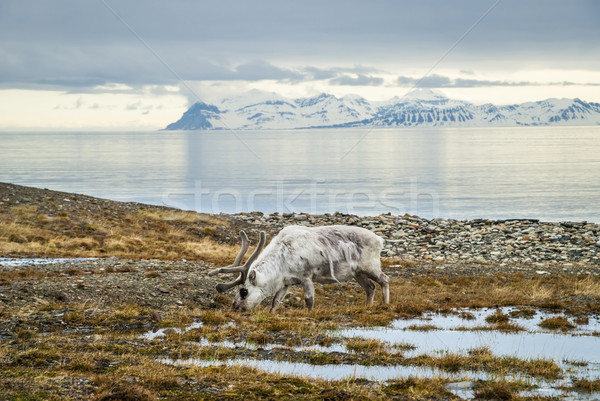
[233,225,389,312]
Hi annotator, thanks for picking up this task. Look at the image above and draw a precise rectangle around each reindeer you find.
[209,225,389,312]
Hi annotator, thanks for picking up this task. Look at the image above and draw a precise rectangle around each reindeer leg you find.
[269,285,289,313]
[366,271,390,305]
[376,273,390,305]
[355,273,376,306]
[302,279,315,311]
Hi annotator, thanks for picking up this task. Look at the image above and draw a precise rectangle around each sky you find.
[1,0,599,130]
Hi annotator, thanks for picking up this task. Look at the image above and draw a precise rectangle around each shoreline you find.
[1,181,599,267]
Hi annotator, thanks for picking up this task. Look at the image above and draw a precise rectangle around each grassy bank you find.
[0,183,258,265]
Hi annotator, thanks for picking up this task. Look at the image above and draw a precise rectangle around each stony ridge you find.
[230,212,600,266]
[2,182,599,267]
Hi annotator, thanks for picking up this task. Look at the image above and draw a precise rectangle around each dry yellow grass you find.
[526,280,555,300]
[0,201,241,265]
[539,316,575,332]
[572,378,600,392]
[345,338,389,353]
[137,209,227,226]
[572,276,600,297]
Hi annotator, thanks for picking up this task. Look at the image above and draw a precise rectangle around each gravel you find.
[230,212,600,266]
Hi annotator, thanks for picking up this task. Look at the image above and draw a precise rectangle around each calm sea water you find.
[1,127,599,222]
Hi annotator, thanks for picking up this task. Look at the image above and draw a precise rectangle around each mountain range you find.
[165,89,600,130]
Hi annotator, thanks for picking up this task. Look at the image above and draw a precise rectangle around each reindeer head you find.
[208,230,266,309]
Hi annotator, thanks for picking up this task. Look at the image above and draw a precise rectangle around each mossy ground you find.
[1,184,599,399]
[3,267,598,400]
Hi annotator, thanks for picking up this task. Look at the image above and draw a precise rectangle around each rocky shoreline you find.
[1,182,599,267]
[230,212,600,266]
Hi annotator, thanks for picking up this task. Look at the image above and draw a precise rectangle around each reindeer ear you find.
[248,270,256,285]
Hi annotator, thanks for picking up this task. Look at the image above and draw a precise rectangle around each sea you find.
[1,127,599,222]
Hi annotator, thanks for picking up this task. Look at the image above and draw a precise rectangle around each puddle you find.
[146,309,600,400]
[141,324,348,354]
[0,257,98,267]
[337,307,600,363]
[160,357,478,382]
[390,307,600,335]
[340,326,600,363]
[161,356,600,400]
[445,381,476,400]
[446,382,600,401]
[140,322,203,340]
[161,355,600,401]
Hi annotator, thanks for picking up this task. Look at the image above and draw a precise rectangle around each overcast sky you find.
[1,0,599,129]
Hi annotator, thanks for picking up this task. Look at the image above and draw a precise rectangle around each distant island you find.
[164,88,600,130]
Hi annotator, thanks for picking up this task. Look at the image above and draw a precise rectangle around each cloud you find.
[233,61,303,82]
[329,74,384,86]
[397,74,600,88]
[125,101,155,111]
[300,66,384,87]
[53,96,85,110]
[1,0,599,93]
[398,75,451,88]
[125,101,142,110]
[303,67,339,81]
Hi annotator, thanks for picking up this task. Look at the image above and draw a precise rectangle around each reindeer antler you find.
[208,230,249,276]
[210,231,266,293]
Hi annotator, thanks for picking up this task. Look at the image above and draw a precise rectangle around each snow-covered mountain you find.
[164,89,600,130]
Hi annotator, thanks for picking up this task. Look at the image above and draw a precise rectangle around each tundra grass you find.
[571,378,600,392]
[1,335,454,401]
[5,272,600,336]
[538,316,576,332]
[0,330,563,401]
[0,203,241,264]
[4,271,597,400]
[472,379,534,400]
